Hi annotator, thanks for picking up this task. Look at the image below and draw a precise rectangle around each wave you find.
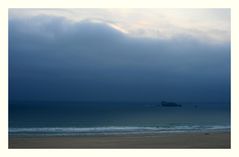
[9,125,230,136]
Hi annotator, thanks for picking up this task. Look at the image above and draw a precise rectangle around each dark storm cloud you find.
[9,16,230,104]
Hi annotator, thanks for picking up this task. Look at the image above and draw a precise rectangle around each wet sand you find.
[9,132,230,148]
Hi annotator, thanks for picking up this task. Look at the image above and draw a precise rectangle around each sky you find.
[9,9,230,104]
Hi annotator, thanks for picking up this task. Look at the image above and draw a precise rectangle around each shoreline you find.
[9,131,230,148]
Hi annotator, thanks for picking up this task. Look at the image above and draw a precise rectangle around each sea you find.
[9,102,230,136]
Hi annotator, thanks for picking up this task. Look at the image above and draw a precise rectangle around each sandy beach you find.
[9,132,230,148]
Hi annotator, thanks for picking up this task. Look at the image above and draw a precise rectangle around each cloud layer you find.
[9,9,230,43]
[9,14,230,104]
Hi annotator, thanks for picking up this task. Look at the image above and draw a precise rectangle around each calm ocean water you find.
[9,102,230,136]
